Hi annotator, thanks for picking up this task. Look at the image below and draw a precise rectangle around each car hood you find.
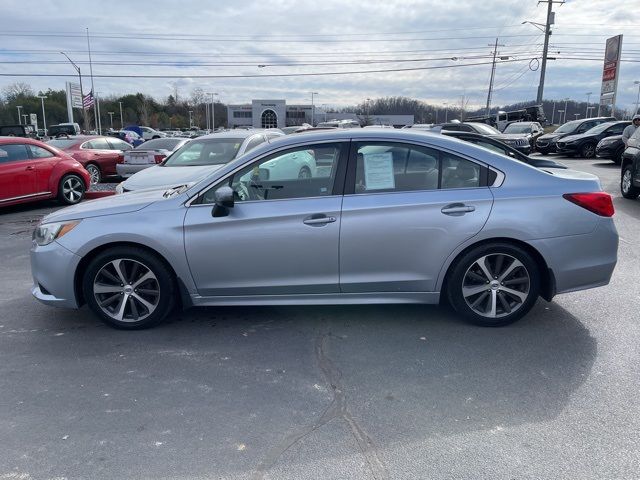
[42,189,170,223]
[537,132,566,141]
[121,164,224,191]
[493,133,530,140]
[559,133,590,143]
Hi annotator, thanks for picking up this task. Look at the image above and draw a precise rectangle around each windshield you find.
[136,138,182,150]
[163,138,244,167]
[46,138,79,149]
[470,123,501,135]
[584,122,615,135]
[504,124,532,134]
[555,120,581,134]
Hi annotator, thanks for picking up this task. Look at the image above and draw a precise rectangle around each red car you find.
[46,135,133,184]
[0,137,90,207]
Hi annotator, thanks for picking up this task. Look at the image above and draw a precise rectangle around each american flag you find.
[82,90,94,108]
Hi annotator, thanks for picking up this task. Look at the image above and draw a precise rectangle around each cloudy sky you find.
[1,0,639,112]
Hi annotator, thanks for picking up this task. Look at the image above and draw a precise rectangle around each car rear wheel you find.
[580,143,596,159]
[58,174,85,205]
[621,165,640,199]
[298,166,311,179]
[447,243,540,327]
[85,163,101,184]
[82,247,176,329]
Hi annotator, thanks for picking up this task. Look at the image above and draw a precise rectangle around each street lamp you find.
[558,109,564,124]
[22,114,28,125]
[60,51,88,130]
[563,97,570,124]
[321,104,328,122]
[118,102,124,128]
[37,95,47,134]
[585,92,592,118]
[587,106,596,118]
[444,102,449,122]
[207,92,218,131]
[310,92,319,126]
[188,110,193,128]
[107,111,114,130]
[16,105,23,124]
[634,81,640,115]
[574,113,580,120]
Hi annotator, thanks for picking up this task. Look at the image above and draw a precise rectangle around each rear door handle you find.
[441,203,475,215]
[303,214,336,226]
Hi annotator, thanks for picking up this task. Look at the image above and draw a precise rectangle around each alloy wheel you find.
[462,253,530,318]
[93,259,160,322]
[86,165,101,184]
[62,176,83,203]
[582,144,595,158]
[622,169,632,194]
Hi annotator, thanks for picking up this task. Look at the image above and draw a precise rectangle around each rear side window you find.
[606,124,627,135]
[27,145,54,158]
[86,138,111,150]
[107,138,133,151]
[0,144,30,163]
[352,142,484,194]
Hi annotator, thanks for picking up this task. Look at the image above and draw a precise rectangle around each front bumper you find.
[512,144,531,155]
[536,140,557,153]
[116,163,154,178]
[30,240,82,309]
[555,142,580,155]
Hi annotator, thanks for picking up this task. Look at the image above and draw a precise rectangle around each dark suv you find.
[535,117,616,154]
[434,122,532,154]
[555,121,630,158]
[621,127,640,200]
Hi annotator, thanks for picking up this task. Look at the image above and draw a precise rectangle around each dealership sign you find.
[600,35,623,108]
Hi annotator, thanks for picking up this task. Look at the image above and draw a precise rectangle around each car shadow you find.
[590,161,619,169]
[4,298,597,477]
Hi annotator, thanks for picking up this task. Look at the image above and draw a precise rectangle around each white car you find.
[116,137,191,178]
[139,126,166,140]
[116,129,283,194]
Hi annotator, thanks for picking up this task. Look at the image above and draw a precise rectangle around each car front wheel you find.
[85,163,101,184]
[580,143,596,159]
[82,247,176,329]
[621,164,640,199]
[447,243,540,327]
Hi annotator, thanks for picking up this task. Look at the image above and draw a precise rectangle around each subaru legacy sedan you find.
[30,130,618,329]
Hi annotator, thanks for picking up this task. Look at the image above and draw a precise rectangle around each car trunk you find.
[123,149,167,165]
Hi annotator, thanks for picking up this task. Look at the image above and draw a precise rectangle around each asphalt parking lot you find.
[1,155,639,480]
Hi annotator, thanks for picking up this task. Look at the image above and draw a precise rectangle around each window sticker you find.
[363,152,395,190]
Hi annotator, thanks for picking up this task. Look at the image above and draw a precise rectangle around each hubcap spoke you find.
[131,292,156,312]
[501,286,527,302]
[488,290,497,317]
[129,296,140,320]
[94,283,123,294]
[111,260,128,284]
[463,285,489,298]
[497,291,512,313]
[99,293,121,307]
[470,291,489,309]
[475,256,494,281]
[132,271,155,288]
[498,258,524,282]
[114,294,129,321]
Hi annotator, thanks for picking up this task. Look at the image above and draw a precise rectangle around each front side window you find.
[27,145,54,158]
[107,138,133,151]
[353,142,482,193]
[0,144,30,163]
[201,143,343,203]
[165,138,243,167]
[86,138,111,150]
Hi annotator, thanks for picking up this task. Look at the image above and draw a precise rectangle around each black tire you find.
[85,163,101,185]
[621,164,640,199]
[580,142,596,159]
[298,166,311,179]
[152,135,160,139]
[58,174,86,205]
[446,243,540,327]
[82,247,176,329]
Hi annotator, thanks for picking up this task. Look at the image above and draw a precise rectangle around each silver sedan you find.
[30,129,618,329]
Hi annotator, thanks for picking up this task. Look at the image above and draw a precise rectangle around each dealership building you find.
[227,99,415,129]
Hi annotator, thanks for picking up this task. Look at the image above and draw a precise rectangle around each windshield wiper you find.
[162,184,190,198]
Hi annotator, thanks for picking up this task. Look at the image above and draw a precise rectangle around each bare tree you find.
[2,82,34,102]
[138,95,151,126]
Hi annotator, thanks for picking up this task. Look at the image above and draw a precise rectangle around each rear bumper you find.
[595,145,616,158]
[529,219,618,295]
[116,163,154,178]
[30,240,82,309]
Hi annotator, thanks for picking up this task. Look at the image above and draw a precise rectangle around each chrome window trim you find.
[185,138,348,207]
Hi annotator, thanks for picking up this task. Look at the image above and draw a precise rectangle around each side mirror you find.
[212,186,234,217]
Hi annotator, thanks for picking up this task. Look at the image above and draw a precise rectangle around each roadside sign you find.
[29,113,37,127]
[67,82,83,109]
[599,35,623,110]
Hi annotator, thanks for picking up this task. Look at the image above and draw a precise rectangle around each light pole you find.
[551,100,556,124]
[310,92,319,126]
[563,97,569,124]
[321,104,328,122]
[207,92,218,131]
[37,95,47,134]
[587,106,595,118]
[60,51,88,130]
[585,92,592,118]
[558,109,564,124]
[107,112,114,130]
[574,113,580,120]
[22,114,28,125]
[16,105,23,124]
[444,102,449,122]
[634,81,640,115]
[118,102,124,128]
[188,110,193,128]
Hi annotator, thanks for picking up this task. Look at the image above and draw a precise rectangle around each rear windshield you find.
[470,123,501,135]
[46,138,79,149]
[555,120,581,133]
[135,138,183,150]
[163,138,244,167]
[504,124,532,134]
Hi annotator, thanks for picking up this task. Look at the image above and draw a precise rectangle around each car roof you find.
[197,129,273,140]
[0,136,46,146]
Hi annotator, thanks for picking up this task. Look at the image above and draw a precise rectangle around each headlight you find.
[599,137,616,145]
[115,183,124,194]
[33,220,81,246]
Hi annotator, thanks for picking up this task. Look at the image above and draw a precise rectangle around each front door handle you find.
[441,203,475,216]
[25,165,35,171]
[303,214,336,226]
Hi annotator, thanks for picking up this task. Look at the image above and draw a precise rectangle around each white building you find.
[227,100,314,129]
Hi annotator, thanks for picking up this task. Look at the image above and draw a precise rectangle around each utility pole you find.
[563,97,569,123]
[486,38,504,117]
[585,92,592,118]
[530,1,565,105]
[310,92,319,126]
[86,28,99,134]
[119,102,124,128]
[16,105,23,124]
[551,100,556,124]
[37,95,47,134]
[108,111,114,130]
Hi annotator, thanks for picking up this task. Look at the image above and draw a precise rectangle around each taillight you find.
[563,192,614,217]
[154,154,165,164]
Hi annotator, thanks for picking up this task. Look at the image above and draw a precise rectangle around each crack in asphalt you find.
[253,331,388,480]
